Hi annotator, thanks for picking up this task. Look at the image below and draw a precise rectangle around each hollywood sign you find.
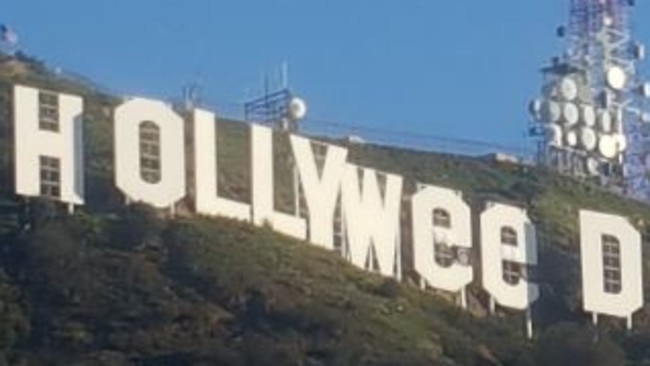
[8,84,647,336]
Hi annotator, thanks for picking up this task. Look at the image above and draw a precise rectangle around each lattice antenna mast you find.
[566,0,632,90]
[244,64,308,132]
[529,0,650,200]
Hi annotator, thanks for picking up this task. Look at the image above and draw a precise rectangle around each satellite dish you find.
[563,102,580,126]
[579,127,597,150]
[288,97,308,121]
[638,82,650,98]
[546,124,563,146]
[542,100,562,123]
[633,43,646,60]
[559,77,578,101]
[542,82,558,98]
[614,134,628,152]
[642,112,650,124]
[603,15,614,27]
[586,157,601,176]
[598,134,618,159]
[528,99,543,119]
[581,104,596,127]
[598,110,612,132]
[566,129,578,147]
[606,66,628,90]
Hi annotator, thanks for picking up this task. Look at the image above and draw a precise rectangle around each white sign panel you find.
[251,125,306,239]
[580,210,643,326]
[342,164,403,278]
[14,85,85,207]
[291,135,348,249]
[480,203,539,310]
[114,98,186,209]
[412,185,473,293]
[194,108,251,220]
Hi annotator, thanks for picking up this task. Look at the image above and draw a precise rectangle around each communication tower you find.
[529,0,650,200]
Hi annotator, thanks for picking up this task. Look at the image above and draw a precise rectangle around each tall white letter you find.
[290,135,348,249]
[114,98,185,208]
[412,185,473,297]
[580,210,643,328]
[480,203,539,310]
[342,164,403,278]
[251,125,306,239]
[194,109,250,220]
[14,85,84,208]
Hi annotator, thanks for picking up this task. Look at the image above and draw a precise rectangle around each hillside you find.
[0,205,521,365]
[0,202,633,366]
[0,52,649,365]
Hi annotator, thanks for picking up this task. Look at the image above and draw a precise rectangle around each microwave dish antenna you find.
[288,97,308,121]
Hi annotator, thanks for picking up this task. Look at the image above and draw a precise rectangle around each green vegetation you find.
[0,201,637,366]
[0,52,649,364]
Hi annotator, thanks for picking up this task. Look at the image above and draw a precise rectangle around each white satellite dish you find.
[633,43,646,61]
[606,66,628,90]
[598,134,618,159]
[642,112,650,124]
[581,104,596,127]
[579,127,597,151]
[563,102,580,126]
[566,129,578,147]
[586,157,600,176]
[542,100,562,123]
[639,82,650,98]
[288,97,308,121]
[598,110,612,132]
[542,82,558,98]
[546,124,563,147]
[559,77,578,101]
[528,99,543,119]
[603,15,614,27]
[613,134,628,153]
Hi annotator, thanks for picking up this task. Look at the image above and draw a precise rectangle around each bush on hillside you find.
[533,322,626,366]
[110,202,163,250]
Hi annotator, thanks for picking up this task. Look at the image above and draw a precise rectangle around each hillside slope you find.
[0,206,534,365]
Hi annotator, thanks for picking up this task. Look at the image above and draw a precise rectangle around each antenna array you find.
[244,64,308,132]
[529,0,650,200]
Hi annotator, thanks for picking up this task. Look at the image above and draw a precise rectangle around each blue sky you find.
[4,1,650,155]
